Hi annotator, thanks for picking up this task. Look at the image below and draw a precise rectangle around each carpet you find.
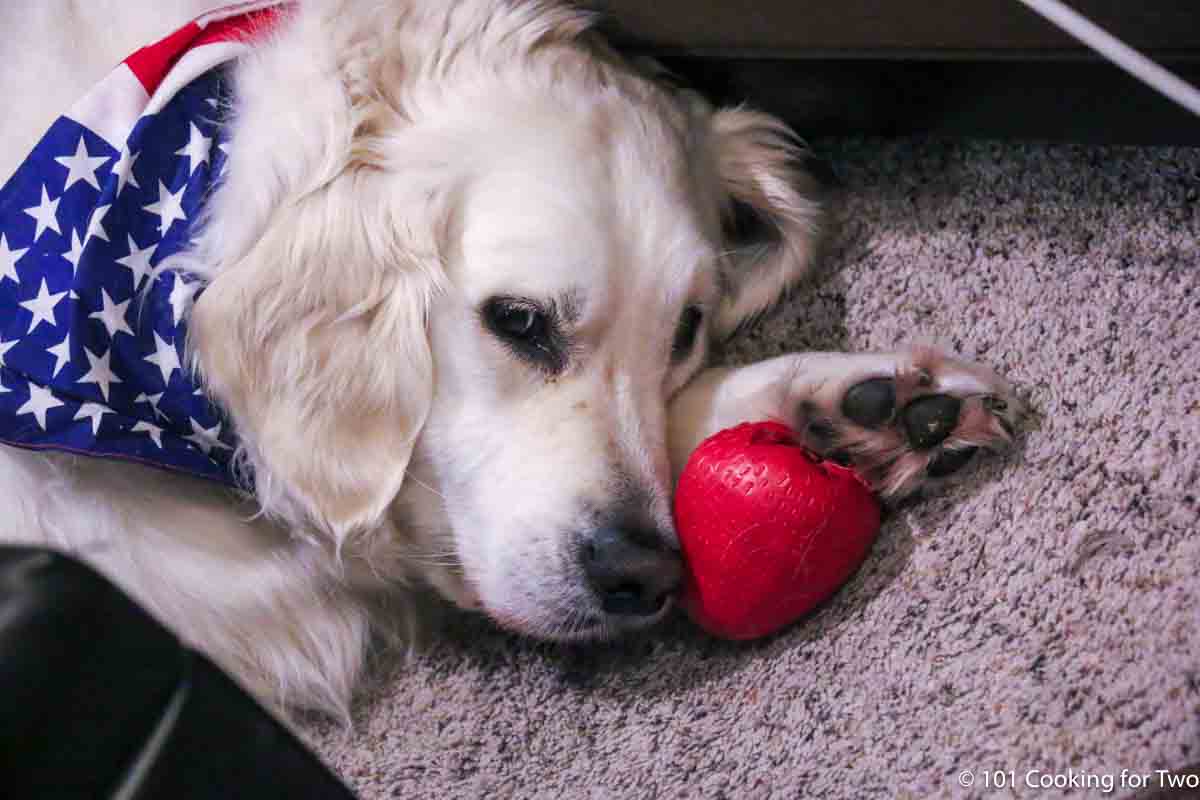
[302,137,1200,799]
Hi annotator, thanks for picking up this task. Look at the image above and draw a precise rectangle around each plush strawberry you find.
[673,421,881,640]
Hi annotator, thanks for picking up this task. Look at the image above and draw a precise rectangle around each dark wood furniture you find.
[607,1,1200,144]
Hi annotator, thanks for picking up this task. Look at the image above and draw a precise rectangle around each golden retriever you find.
[0,0,1021,718]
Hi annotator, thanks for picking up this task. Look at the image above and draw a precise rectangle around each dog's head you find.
[189,0,823,639]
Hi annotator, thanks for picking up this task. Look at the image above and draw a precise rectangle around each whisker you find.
[406,474,446,501]
[403,550,461,565]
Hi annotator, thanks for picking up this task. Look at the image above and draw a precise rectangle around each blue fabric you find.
[0,67,241,486]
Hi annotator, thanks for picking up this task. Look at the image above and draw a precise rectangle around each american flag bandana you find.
[0,1,287,486]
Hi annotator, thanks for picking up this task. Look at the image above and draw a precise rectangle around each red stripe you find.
[124,6,286,94]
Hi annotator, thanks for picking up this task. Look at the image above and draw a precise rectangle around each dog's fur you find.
[0,0,1021,719]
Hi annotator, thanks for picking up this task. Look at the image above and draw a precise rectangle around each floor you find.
[305,136,1200,800]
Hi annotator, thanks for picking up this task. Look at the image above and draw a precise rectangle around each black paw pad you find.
[927,446,978,477]
[806,419,836,445]
[902,394,962,450]
[828,450,853,467]
[842,378,896,428]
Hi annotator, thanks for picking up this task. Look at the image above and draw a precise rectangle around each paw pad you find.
[794,354,1019,499]
[901,394,962,450]
[841,378,895,428]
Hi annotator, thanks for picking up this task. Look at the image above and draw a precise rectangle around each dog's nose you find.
[581,526,682,616]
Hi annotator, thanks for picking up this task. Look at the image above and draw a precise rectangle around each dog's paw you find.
[790,346,1023,499]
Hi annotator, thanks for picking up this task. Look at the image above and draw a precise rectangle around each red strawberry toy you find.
[673,421,881,640]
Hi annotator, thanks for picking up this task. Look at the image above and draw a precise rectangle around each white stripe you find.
[1015,0,1200,118]
[142,41,251,119]
[195,0,286,29]
[61,39,254,155]
[63,64,151,152]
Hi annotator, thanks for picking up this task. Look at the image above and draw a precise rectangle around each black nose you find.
[581,526,682,616]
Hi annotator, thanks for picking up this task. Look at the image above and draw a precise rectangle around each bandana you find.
[0,2,287,486]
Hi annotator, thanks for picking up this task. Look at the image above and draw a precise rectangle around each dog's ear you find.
[706,108,827,338]
[183,4,462,545]
[189,165,447,544]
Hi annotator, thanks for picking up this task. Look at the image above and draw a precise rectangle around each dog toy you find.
[673,421,881,640]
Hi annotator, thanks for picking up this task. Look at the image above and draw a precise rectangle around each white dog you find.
[0,0,1021,718]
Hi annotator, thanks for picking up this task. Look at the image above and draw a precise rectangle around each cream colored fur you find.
[0,0,1019,720]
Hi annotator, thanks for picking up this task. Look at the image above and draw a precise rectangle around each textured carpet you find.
[302,138,1200,799]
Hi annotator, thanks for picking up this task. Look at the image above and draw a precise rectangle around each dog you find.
[0,0,1022,718]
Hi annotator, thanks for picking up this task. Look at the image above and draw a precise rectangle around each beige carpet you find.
[303,137,1200,799]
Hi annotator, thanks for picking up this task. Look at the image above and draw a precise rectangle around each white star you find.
[143,181,187,235]
[17,383,64,430]
[168,275,199,325]
[176,123,212,176]
[24,186,61,240]
[144,331,181,383]
[0,232,28,284]
[19,279,67,333]
[205,97,219,109]
[0,377,7,394]
[46,333,72,378]
[184,418,230,456]
[54,136,109,191]
[62,229,84,274]
[0,338,16,366]
[88,289,133,339]
[133,420,164,448]
[136,391,167,420]
[84,203,111,244]
[111,148,140,196]
[77,346,122,400]
[74,402,113,435]
[115,234,156,290]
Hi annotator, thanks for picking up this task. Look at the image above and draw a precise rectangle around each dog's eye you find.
[481,297,564,371]
[671,305,704,362]
[490,303,543,340]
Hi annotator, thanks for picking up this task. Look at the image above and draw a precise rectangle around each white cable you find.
[1015,0,1200,118]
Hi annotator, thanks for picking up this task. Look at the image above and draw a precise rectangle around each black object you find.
[658,58,1200,147]
[603,0,1200,145]
[0,546,358,800]
[841,377,896,429]
[901,395,963,450]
